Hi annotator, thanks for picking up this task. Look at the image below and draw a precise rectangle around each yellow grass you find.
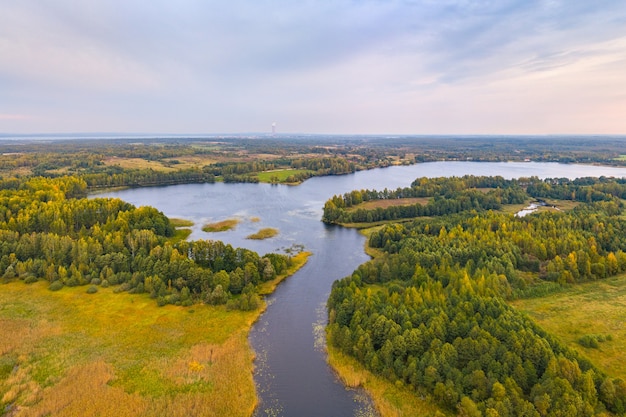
[510,274,626,380]
[102,157,178,172]
[327,347,448,417]
[347,197,430,212]
[246,228,279,240]
[202,218,240,232]
[0,254,310,417]
[161,156,216,169]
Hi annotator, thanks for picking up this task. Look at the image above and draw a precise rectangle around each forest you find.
[326,176,626,416]
[0,175,293,311]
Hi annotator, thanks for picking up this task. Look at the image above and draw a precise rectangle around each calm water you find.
[95,161,626,417]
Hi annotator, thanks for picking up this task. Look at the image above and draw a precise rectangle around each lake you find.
[96,161,626,417]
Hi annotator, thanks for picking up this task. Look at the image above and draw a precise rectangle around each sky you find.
[1,0,626,135]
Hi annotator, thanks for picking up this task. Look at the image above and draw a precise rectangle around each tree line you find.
[323,175,626,224]
[327,176,626,416]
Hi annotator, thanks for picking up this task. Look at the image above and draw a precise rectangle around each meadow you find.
[511,273,626,381]
[102,157,185,172]
[255,169,313,183]
[346,197,431,212]
[0,252,309,417]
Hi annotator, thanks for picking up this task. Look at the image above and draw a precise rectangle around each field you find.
[202,219,240,232]
[102,157,179,172]
[255,169,313,183]
[102,156,218,172]
[511,274,626,380]
[0,282,257,417]
[346,197,430,212]
[0,252,310,417]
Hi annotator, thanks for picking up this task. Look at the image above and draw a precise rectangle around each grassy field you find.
[202,219,240,232]
[256,169,313,183]
[0,282,257,417]
[0,253,310,417]
[246,228,279,240]
[346,197,430,212]
[511,274,626,380]
[102,156,217,172]
[102,157,179,172]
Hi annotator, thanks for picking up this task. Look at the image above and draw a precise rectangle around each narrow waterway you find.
[96,161,626,417]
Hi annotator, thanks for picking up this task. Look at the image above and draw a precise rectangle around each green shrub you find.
[23,275,38,284]
[86,285,98,294]
[0,355,17,379]
[578,334,613,349]
[49,281,64,291]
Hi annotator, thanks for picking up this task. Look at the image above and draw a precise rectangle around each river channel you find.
[96,161,626,417]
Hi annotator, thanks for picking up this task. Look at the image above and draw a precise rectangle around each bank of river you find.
[97,161,626,417]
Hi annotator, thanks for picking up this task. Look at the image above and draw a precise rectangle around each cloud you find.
[0,114,28,120]
[1,0,625,133]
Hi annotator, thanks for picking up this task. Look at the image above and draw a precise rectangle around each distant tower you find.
[272,122,276,136]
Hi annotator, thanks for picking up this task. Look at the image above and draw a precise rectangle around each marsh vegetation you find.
[202,219,240,232]
[246,228,279,240]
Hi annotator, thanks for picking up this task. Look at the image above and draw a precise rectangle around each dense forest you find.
[0,176,293,310]
[327,176,626,416]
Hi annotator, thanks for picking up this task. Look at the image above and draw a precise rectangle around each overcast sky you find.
[1,0,625,135]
